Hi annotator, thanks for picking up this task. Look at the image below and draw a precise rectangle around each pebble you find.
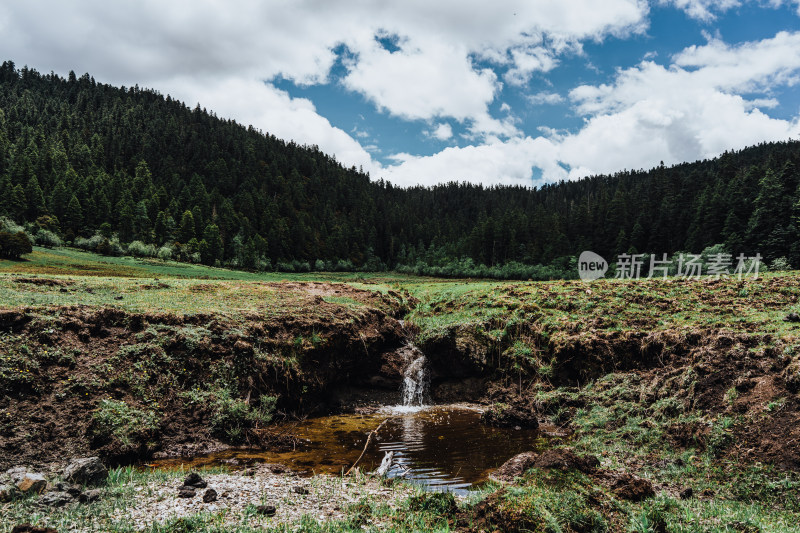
[116,469,413,531]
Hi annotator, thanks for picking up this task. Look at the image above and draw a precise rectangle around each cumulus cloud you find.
[429,123,454,141]
[383,137,564,187]
[527,92,566,105]
[0,1,798,187]
[0,0,649,175]
[560,31,800,178]
[658,0,742,21]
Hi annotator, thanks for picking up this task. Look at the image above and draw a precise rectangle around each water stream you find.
[151,347,548,494]
[401,344,429,408]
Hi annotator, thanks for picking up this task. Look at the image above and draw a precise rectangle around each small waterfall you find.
[401,345,430,406]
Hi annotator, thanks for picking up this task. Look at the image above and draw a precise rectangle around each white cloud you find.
[505,46,558,86]
[1,1,798,188]
[527,92,565,105]
[658,0,742,21]
[0,0,650,148]
[662,0,800,19]
[560,31,800,178]
[430,123,454,141]
[383,137,564,187]
[162,76,378,174]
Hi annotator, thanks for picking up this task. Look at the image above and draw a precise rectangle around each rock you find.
[533,448,600,473]
[679,487,693,500]
[10,525,59,533]
[784,312,800,323]
[202,488,217,503]
[177,486,197,498]
[6,466,27,483]
[265,463,289,474]
[490,451,540,482]
[0,483,19,502]
[293,485,310,495]
[63,457,108,486]
[183,472,207,488]
[16,473,47,494]
[609,473,655,502]
[79,489,102,504]
[374,451,394,477]
[54,482,83,497]
[40,490,74,507]
[481,404,538,429]
[256,504,277,516]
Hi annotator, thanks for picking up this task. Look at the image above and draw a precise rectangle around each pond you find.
[152,405,548,494]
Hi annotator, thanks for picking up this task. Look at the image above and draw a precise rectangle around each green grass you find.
[3,247,800,531]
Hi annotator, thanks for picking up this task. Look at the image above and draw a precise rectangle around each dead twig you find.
[345,418,391,476]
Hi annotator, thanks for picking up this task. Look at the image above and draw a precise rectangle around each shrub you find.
[89,399,160,453]
[156,245,173,261]
[0,231,32,259]
[184,387,277,444]
[0,217,24,234]
[127,240,156,258]
[770,257,791,271]
[34,229,63,248]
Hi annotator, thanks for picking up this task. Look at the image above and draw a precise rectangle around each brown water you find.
[152,405,547,494]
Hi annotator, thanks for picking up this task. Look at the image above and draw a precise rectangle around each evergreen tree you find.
[64,195,83,233]
[179,210,196,243]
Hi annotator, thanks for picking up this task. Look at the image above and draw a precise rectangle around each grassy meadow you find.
[2,246,800,531]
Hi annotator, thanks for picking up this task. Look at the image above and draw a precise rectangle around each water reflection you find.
[151,406,548,494]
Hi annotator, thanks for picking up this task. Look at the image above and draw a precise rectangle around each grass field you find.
[3,247,800,532]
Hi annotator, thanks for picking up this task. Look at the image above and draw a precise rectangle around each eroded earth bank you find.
[3,273,800,531]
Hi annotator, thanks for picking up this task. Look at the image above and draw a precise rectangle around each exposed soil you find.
[0,283,413,470]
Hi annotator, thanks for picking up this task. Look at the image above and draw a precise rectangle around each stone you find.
[40,490,74,507]
[10,525,59,533]
[183,472,207,488]
[202,488,218,503]
[79,489,102,504]
[256,504,277,516]
[0,483,18,502]
[54,482,83,497]
[177,486,196,498]
[6,466,27,482]
[63,457,108,486]
[16,473,47,494]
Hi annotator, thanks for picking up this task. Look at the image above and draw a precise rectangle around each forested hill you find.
[1,60,799,277]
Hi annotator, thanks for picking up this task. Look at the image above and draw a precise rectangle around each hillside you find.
[1,61,800,278]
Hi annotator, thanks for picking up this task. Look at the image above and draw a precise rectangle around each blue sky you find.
[1,1,799,187]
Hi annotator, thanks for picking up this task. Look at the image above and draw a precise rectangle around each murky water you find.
[152,405,547,494]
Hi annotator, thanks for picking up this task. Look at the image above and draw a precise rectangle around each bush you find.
[770,257,791,271]
[0,231,32,259]
[127,240,156,258]
[89,399,160,453]
[184,388,277,444]
[156,245,173,261]
[0,217,24,234]
[209,391,276,444]
[34,229,63,248]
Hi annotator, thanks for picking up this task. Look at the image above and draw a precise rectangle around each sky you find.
[1,1,800,188]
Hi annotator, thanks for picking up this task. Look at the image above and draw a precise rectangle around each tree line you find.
[0,60,798,277]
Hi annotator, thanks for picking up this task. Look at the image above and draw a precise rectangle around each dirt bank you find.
[0,282,413,470]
